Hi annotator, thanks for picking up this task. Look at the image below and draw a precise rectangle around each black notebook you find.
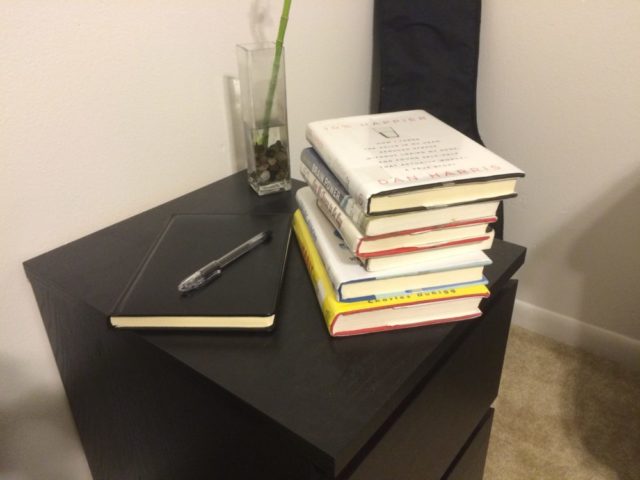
[110,213,292,330]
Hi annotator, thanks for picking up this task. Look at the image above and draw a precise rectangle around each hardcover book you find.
[305,110,524,214]
[362,231,493,272]
[293,210,490,336]
[299,172,493,258]
[296,187,490,302]
[110,213,291,329]
[300,147,500,236]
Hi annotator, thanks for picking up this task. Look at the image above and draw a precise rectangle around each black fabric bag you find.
[373,0,504,238]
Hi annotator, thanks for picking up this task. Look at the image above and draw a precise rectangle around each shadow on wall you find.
[223,75,247,173]
[568,170,640,479]
[569,172,640,340]
[520,166,640,340]
[0,356,91,480]
[248,0,273,43]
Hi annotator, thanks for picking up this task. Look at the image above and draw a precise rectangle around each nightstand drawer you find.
[444,409,494,480]
[343,281,517,480]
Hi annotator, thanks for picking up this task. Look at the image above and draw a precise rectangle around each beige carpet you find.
[485,326,640,480]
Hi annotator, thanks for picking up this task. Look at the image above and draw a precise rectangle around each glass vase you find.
[236,42,291,196]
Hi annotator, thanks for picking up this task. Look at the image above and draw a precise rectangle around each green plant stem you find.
[258,0,292,148]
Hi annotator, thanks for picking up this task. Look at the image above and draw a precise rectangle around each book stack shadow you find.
[293,110,524,337]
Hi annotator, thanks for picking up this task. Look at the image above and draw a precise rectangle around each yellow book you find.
[292,210,490,337]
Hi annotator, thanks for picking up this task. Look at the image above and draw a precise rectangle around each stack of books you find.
[293,110,524,337]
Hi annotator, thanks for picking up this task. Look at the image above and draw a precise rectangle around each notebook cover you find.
[110,213,292,329]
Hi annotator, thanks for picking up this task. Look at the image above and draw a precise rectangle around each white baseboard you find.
[512,300,640,372]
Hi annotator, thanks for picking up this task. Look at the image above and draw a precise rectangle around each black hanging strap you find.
[373,0,504,238]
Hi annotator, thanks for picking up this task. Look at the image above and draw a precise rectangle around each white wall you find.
[0,1,373,478]
[477,0,640,366]
[3,0,640,478]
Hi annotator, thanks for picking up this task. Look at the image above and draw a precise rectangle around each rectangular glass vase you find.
[236,42,291,196]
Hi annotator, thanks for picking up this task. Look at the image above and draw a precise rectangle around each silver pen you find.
[178,230,271,293]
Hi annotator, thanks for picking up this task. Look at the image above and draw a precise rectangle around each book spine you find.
[296,188,347,296]
[300,164,364,255]
[305,124,371,213]
[344,277,490,304]
[300,148,368,227]
[292,210,338,335]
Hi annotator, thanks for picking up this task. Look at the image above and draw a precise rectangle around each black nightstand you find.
[24,172,525,479]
